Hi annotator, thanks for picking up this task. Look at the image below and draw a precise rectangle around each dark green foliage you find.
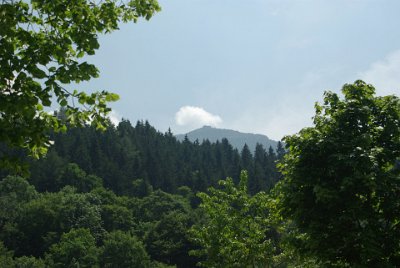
[45,228,99,268]
[135,190,198,266]
[0,176,38,227]
[29,150,67,192]
[145,211,196,267]
[13,256,46,268]
[131,178,153,198]
[101,204,136,232]
[100,231,151,268]
[4,187,104,257]
[274,80,400,267]
[27,120,282,196]
[0,243,45,268]
[56,163,102,192]
[252,143,268,194]
[0,242,14,268]
[0,113,283,268]
[0,174,197,267]
[0,242,46,268]
[137,190,191,222]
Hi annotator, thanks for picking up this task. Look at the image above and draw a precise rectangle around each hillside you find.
[176,126,279,153]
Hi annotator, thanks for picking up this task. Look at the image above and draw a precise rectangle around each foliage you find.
[145,211,196,267]
[56,163,103,192]
[0,243,45,268]
[0,0,160,166]
[137,190,191,222]
[13,256,46,268]
[190,171,278,267]
[273,80,400,267]
[100,230,151,268]
[0,121,284,267]
[101,203,136,232]
[0,242,14,268]
[0,176,38,228]
[25,120,282,195]
[0,174,195,267]
[45,228,99,267]
[4,187,104,257]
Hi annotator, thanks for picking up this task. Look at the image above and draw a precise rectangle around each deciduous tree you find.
[0,0,160,165]
[45,228,99,267]
[190,171,278,267]
[274,80,400,266]
[100,230,151,268]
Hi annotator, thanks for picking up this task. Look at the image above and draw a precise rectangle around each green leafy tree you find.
[0,0,160,165]
[0,176,38,228]
[137,190,191,223]
[45,228,99,268]
[273,80,400,267]
[13,256,46,268]
[101,203,136,232]
[190,171,278,267]
[145,211,196,267]
[0,242,14,268]
[29,149,67,192]
[57,163,102,192]
[100,230,151,268]
[11,187,104,257]
[0,176,39,252]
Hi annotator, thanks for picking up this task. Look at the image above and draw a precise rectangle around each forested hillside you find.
[1,83,399,267]
[0,120,285,267]
[29,120,284,196]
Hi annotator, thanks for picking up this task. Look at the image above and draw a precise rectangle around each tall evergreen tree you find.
[251,143,267,194]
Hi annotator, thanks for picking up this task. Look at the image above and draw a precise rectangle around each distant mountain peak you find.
[176,126,278,153]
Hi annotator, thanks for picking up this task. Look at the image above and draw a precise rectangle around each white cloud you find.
[175,106,222,128]
[108,110,121,126]
[359,49,400,95]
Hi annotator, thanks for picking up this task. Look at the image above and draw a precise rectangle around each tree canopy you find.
[273,80,400,267]
[190,171,279,267]
[0,0,160,166]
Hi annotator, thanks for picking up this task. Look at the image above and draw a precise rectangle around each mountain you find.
[176,126,279,153]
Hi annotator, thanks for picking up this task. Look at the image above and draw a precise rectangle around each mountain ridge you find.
[175,126,279,153]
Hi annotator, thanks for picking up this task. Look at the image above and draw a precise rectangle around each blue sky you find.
[82,0,400,140]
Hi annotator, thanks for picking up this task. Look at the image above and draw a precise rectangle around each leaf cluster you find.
[190,171,279,267]
[0,0,160,162]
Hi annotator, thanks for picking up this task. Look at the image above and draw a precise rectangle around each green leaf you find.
[105,93,120,102]
[60,99,68,107]
[30,66,47,79]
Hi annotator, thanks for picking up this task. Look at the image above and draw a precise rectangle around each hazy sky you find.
[82,0,400,140]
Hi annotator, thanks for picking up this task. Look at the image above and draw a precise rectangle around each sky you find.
[82,0,400,140]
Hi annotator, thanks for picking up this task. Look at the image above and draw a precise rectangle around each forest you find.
[1,0,400,267]
[1,82,400,267]
[0,117,284,267]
